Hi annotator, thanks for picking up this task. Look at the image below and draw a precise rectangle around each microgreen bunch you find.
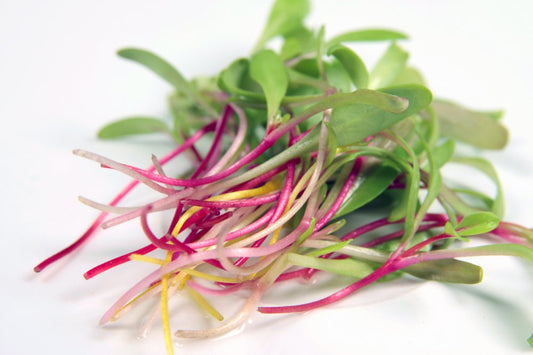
[35,0,533,353]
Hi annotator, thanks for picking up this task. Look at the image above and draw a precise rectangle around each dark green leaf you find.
[456,211,500,236]
[249,50,288,120]
[335,164,399,217]
[97,117,170,139]
[369,43,409,89]
[432,99,508,149]
[328,45,369,89]
[327,28,408,49]
[218,58,258,99]
[254,0,311,51]
[329,85,433,147]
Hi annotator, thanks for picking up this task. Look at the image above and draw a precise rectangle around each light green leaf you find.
[444,221,464,241]
[280,26,316,60]
[431,139,455,169]
[300,88,410,120]
[369,43,409,89]
[451,156,505,218]
[305,240,352,257]
[392,66,426,86]
[254,0,311,51]
[328,45,369,89]
[429,244,533,264]
[327,28,408,49]
[288,253,374,278]
[324,59,352,93]
[456,211,500,236]
[249,50,289,120]
[432,99,508,149]
[329,85,433,147]
[117,48,214,115]
[97,117,170,139]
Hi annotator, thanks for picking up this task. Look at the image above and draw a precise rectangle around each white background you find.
[1,1,533,354]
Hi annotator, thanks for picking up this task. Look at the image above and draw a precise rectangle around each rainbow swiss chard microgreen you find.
[34,0,533,353]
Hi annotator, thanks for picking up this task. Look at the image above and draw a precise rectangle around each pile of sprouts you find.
[34,0,533,353]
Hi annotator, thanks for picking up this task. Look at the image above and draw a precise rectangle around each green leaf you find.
[327,28,408,49]
[392,66,426,86]
[280,26,316,60]
[404,259,483,284]
[287,253,374,278]
[369,42,409,89]
[117,48,214,115]
[300,88,410,121]
[328,45,369,89]
[451,156,505,218]
[305,240,351,257]
[456,211,500,237]
[323,59,352,93]
[218,58,262,100]
[431,139,455,169]
[444,221,464,241]
[429,244,533,264]
[296,218,316,245]
[254,0,311,51]
[432,99,508,150]
[97,117,170,139]
[329,84,433,147]
[528,333,533,348]
[335,164,399,217]
[249,50,289,120]
[324,122,338,165]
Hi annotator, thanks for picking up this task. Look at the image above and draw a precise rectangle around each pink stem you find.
[34,121,217,273]
[315,157,362,230]
[190,105,232,179]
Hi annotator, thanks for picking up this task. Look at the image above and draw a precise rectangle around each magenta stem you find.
[315,157,362,230]
[190,105,232,179]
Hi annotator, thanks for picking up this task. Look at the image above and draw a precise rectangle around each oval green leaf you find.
[432,99,508,149]
[328,45,369,89]
[117,48,214,115]
[97,117,170,139]
[329,84,433,147]
[369,42,409,89]
[451,156,504,218]
[404,259,483,284]
[327,28,408,49]
[254,0,311,51]
[249,49,289,120]
[456,211,500,236]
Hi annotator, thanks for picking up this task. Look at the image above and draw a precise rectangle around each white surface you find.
[2,1,533,354]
